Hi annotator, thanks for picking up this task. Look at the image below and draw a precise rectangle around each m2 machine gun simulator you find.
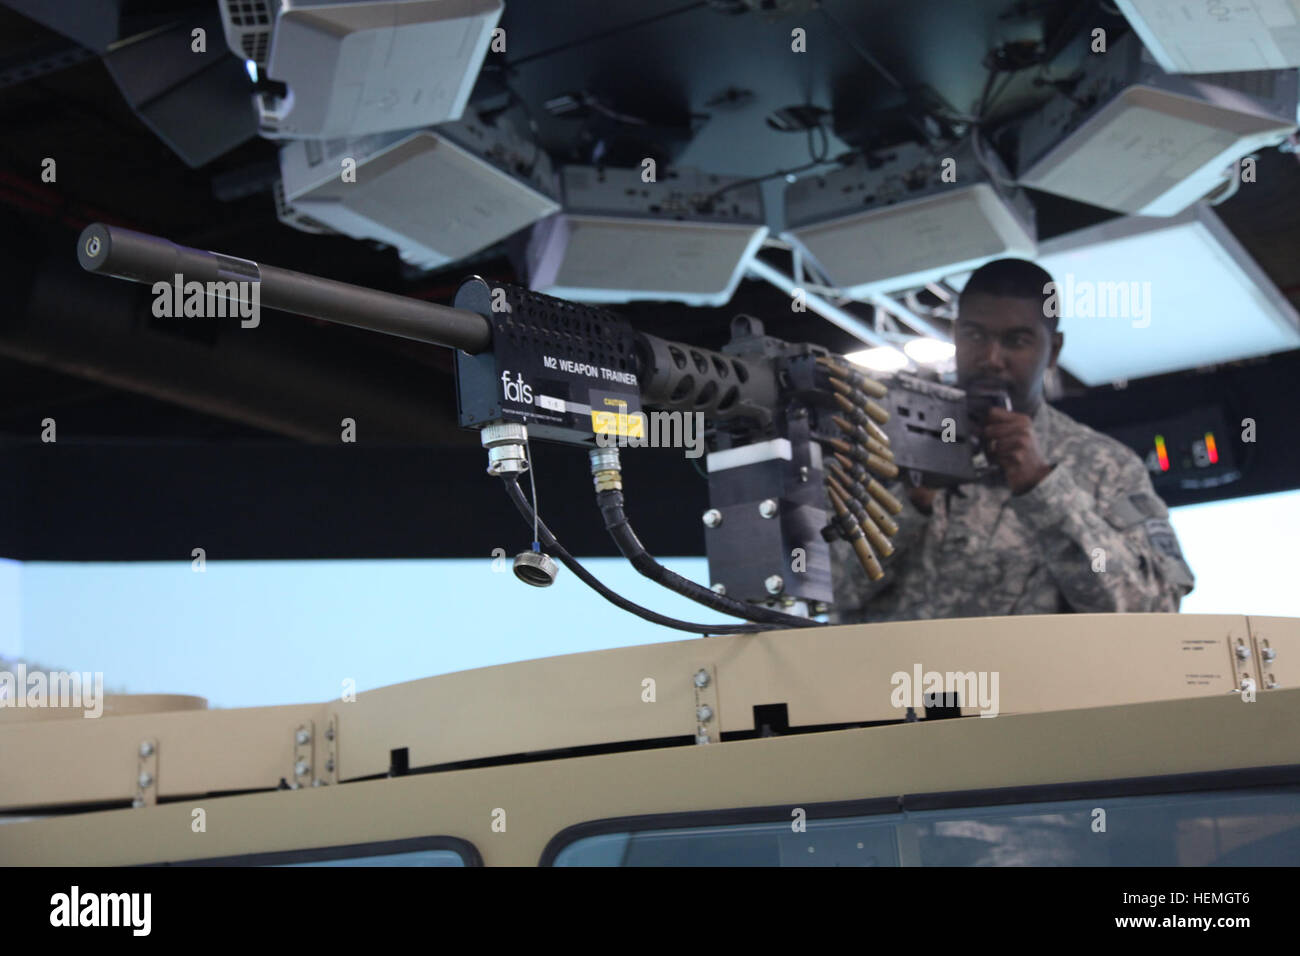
[77,223,1005,633]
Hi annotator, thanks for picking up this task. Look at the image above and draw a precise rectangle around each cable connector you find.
[589,446,623,492]
[481,422,529,475]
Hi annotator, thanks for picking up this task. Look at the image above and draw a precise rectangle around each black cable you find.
[697,154,836,211]
[501,475,772,635]
[501,2,708,69]
[819,3,905,92]
[596,489,824,628]
[964,57,1021,188]
[972,5,1095,128]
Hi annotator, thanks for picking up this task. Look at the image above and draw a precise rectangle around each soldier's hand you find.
[982,407,1054,495]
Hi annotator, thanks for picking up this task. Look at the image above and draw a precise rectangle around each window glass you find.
[550,788,1300,866]
[160,837,478,867]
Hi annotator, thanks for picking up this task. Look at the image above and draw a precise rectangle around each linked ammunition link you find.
[817,357,903,585]
[827,486,884,581]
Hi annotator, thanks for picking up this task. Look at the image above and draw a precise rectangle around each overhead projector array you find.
[216,0,1300,336]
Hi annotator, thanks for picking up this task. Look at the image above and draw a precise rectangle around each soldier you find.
[831,258,1195,623]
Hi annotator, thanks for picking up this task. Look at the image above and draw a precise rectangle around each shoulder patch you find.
[1145,517,1195,589]
[1144,517,1184,561]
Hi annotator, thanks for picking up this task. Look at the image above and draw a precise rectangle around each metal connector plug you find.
[513,550,559,587]
[481,422,529,475]
[589,446,622,492]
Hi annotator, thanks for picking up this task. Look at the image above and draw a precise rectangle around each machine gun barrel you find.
[76,223,493,354]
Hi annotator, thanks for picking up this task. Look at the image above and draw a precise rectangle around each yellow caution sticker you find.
[591,407,645,438]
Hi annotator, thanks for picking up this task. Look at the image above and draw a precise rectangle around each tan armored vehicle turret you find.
[2,613,1296,866]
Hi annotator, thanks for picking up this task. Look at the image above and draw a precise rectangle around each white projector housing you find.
[1032,203,1300,385]
[220,0,278,65]
[780,140,1037,298]
[277,112,560,270]
[1017,32,1298,216]
[219,0,503,139]
[1116,0,1300,73]
[526,166,769,306]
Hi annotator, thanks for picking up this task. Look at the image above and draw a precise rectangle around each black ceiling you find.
[1,0,1298,561]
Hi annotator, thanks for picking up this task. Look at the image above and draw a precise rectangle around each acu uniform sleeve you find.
[1008,452,1195,613]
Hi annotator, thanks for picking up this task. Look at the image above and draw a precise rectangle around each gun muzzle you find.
[77,223,493,353]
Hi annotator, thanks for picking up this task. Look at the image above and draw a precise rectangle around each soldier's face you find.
[954,294,1062,415]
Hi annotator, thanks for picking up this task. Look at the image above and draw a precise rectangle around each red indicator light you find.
[1154,435,1169,472]
[1205,432,1218,464]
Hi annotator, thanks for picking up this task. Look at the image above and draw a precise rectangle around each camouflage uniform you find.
[831,400,1195,623]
